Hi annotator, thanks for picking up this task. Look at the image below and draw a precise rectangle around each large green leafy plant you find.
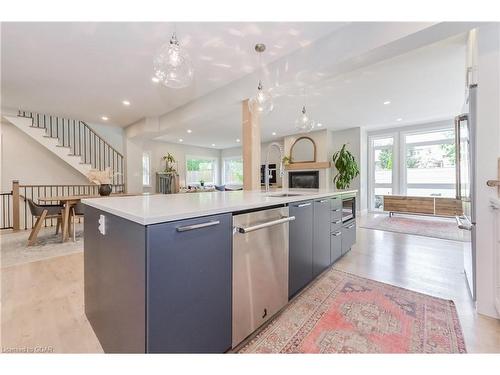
[332,144,360,189]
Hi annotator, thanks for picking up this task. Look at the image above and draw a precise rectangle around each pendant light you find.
[295,88,315,132]
[248,44,274,115]
[153,30,193,89]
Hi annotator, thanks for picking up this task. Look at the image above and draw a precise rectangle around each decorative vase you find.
[99,184,112,196]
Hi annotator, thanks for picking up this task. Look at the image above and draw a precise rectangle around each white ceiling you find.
[155,33,467,148]
[1,22,346,126]
[1,23,467,150]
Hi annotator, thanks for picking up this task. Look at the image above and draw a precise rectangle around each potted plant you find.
[87,168,118,196]
[332,144,359,190]
[199,179,205,187]
[162,152,177,174]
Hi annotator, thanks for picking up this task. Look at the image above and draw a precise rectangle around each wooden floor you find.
[1,224,500,353]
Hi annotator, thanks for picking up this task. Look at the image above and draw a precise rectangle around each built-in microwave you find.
[342,195,356,223]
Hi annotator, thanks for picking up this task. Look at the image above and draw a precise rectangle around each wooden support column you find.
[242,99,261,191]
[12,180,20,231]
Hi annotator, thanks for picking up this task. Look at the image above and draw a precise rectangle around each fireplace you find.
[288,171,319,189]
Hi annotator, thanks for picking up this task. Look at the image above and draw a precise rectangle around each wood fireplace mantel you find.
[285,162,331,170]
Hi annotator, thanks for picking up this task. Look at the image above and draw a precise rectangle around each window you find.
[142,152,151,186]
[404,129,455,197]
[369,135,396,210]
[222,157,243,185]
[368,124,456,211]
[186,156,218,185]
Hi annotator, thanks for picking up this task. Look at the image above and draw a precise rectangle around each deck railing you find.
[1,180,125,230]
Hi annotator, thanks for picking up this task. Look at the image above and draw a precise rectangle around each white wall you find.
[475,24,500,318]
[0,120,88,192]
[328,127,363,207]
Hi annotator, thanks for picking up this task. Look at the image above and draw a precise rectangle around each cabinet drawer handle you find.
[346,224,355,229]
[176,220,220,232]
[296,203,311,208]
[332,220,342,224]
[332,209,341,212]
[317,199,328,203]
[236,216,295,233]
[332,231,341,237]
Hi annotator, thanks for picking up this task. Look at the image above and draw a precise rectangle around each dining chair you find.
[25,198,64,246]
[70,202,85,242]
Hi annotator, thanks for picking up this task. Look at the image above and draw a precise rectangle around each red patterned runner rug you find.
[238,269,466,353]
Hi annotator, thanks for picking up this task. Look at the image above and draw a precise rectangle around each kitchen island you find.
[82,189,357,353]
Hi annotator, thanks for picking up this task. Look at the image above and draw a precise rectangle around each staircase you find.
[3,111,125,186]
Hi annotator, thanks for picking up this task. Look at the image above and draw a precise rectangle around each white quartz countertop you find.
[82,189,357,225]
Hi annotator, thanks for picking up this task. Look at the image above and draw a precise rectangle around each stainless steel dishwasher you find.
[232,206,294,348]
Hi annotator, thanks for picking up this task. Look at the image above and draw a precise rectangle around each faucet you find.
[264,142,285,193]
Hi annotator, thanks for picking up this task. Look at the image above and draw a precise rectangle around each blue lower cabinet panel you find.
[84,206,146,353]
[146,213,232,353]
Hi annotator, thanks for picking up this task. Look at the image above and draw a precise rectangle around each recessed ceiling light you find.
[212,143,216,147]
[151,77,160,83]
[236,138,240,143]
[396,118,403,122]
[122,100,130,106]
[317,123,323,127]
[383,100,391,105]
[272,132,277,136]
[101,116,108,121]
[187,129,192,133]
[178,138,183,142]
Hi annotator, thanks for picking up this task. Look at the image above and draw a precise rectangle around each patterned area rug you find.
[1,224,83,268]
[360,215,469,242]
[238,269,466,353]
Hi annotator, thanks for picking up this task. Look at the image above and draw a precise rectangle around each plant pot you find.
[99,184,112,196]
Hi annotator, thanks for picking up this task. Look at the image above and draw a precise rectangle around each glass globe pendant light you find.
[294,105,315,133]
[248,44,274,116]
[153,31,193,89]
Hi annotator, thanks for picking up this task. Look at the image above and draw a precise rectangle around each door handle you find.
[236,216,296,233]
[455,215,473,231]
[295,203,311,208]
[176,220,220,232]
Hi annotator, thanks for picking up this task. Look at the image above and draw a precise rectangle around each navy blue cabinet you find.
[84,206,146,353]
[313,199,331,277]
[341,221,356,255]
[288,200,313,298]
[147,213,232,353]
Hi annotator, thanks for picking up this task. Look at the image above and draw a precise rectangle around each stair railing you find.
[18,110,125,186]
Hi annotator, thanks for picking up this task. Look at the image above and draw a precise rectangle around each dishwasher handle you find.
[236,216,295,234]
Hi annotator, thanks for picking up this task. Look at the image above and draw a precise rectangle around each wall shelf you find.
[285,162,331,170]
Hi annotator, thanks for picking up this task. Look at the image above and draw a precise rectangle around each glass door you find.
[369,135,396,211]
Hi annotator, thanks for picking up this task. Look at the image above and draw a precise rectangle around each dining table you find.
[38,193,134,242]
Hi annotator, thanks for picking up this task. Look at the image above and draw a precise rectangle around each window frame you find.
[185,155,219,186]
[368,132,399,211]
[400,127,456,198]
[142,151,152,187]
[222,156,244,185]
[367,122,456,212]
